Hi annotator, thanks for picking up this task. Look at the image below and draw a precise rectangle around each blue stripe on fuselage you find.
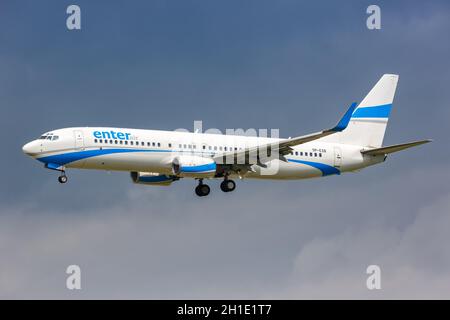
[351,104,392,118]
[287,159,340,176]
[37,148,171,166]
[39,149,340,177]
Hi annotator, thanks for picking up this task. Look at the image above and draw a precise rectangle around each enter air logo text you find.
[93,130,131,140]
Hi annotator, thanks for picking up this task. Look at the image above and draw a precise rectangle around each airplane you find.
[22,74,431,197]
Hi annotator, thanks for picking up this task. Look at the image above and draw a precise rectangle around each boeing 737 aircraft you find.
[22,74,430,197]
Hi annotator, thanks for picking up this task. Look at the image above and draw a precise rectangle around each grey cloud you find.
[1,0,449,298]
[285,193,450,299]
[1,166,449,299]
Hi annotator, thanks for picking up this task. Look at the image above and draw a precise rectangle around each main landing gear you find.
[195,179,210,197]
[58,172,68,184]
[220,179,236,193]
[194,178,237,197]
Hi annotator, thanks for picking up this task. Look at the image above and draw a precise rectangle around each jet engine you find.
[130,172,178,186]
[172,155,217,178]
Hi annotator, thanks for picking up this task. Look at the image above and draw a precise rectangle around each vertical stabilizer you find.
[321,74,399,147]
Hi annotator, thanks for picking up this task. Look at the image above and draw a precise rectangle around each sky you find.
[0,0,449,299]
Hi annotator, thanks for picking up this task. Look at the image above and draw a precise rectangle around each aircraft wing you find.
[361,139,432,156]
[213,102,357,165]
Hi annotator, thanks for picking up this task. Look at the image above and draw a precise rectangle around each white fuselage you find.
[22,127,385,180]
[22,75,429,196]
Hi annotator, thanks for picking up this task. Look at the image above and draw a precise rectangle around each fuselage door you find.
[201,143,209,157]
[74,130,84,150]
[334,146,342,167]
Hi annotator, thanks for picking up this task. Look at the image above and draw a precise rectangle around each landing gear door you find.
[334,146,342,168]
[74,130,84,150]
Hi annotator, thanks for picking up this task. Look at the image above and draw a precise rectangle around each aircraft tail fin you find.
[320,74,399,147]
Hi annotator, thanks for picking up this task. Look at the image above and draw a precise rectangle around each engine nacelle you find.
[172,155,217,178]
[130,172,177,186]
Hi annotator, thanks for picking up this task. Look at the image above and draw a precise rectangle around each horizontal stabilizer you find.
[361,139,432,155]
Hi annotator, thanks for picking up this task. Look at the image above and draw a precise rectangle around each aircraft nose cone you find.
[22,142,31,154]
[22,141,38,155]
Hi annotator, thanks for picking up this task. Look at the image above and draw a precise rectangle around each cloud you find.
[1,165,449,299]
[285,193,450,299]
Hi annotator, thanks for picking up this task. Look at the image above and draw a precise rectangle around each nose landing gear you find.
[195,179,210,197]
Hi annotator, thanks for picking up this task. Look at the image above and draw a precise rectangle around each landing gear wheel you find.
[58,174,68,184]
[220,179,236,192]
[195,183,210,197]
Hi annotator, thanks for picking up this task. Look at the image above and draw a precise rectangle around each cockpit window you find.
[38,134,59,141]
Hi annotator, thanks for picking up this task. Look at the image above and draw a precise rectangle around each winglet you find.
[330,102,357,132]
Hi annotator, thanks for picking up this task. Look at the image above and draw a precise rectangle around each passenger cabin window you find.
[94,139,98,143]
[169,143,172,148]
